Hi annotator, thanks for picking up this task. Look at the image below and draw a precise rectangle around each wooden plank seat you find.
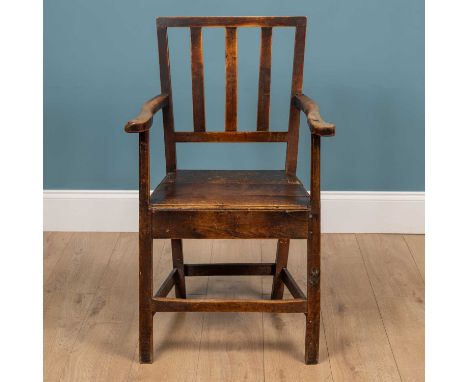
[151,170,310,211]
[124,16,335,365]
[150,170,310,239]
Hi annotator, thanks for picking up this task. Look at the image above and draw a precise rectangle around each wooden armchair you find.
[125,16,335,365]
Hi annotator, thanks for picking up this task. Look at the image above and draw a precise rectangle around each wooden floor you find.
[44,233,424,382]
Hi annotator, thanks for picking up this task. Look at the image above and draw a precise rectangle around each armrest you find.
[292,94,336,137]
[124,94,169,133]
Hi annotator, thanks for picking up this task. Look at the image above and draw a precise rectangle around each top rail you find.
[157,16,306,28]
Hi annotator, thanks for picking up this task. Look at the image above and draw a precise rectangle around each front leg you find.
[139,233,153,363]
[138,131,154,363]
[305,134,321,364]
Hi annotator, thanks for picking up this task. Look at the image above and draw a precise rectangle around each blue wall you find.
[44,0,424,191]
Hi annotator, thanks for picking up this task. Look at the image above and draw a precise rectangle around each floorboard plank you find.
[44,318,84,382]
[43,234,424,381]
[403,235,425,281]
[196,240,264,382]
[62,319,138,382]
[357,234,424,382]
[323,235,401,382]
[59,234,154,382]
[44,233,120,318]
[263,312,333,381]
[44,232,73,282]
[44,232,121,382]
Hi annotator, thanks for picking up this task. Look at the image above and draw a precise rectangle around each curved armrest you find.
[293,94,336,136]
[124,94,169,133]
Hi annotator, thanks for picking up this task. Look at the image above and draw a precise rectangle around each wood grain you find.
[174,131,288,142]
[154,269,177,298]
[43,232,73,282]
[177,239,213,295]
[190,27,206,132]
[322,235,401,381]
[261,239,333,380]
[44,232,121,381]
[44,233,120,320]
[152,209,308,239]
[196,240,264,382]
[124,15,336,366]
[305,134,321,364]
[124,94,168,133]
[170,239,186,298]
[156,25,177,172]
[129,240,206,381]
[157,16,307,28]
[151,170,309,210]
[58,237,140,382]
[285,24,306,174]
[357,234,424,382]
[138,130,153,363]
[271,238,290,299]
[184,262,275,276]
[263,315,333,381]
[225,27,238,131]
[404,234,425,281]
[257,27,272,131]
[293,94,336,136]
[44,234,425,381]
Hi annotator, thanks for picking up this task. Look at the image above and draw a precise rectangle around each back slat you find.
[225,27,238,131]
[190,27,206,132]
[285,24,306,174]
[256,27,273,131]
[158,16,306,28]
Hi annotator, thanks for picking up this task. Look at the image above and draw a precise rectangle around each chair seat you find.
[150,170,310,211]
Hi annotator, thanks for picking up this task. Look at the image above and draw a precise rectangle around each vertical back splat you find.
[225,27,238,132]
[257,27,273,131]
[190,27,206,132]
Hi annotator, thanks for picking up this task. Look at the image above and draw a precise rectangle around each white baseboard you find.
[43,190,424,234]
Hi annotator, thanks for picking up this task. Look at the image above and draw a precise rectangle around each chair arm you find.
[292,94,336,137]
[124,94,169,133]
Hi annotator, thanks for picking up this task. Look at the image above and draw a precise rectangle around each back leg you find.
[271,239,290,299]
[171,239,187,298]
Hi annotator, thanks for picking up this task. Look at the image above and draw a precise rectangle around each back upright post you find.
[156,24,177,173]
[285,22,306,175]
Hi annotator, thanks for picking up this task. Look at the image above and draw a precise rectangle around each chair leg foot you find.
[305,313,320,364]
[139,299,154,363]
[139,334,153,364]
[305,215,320,364]
[139,231,153,363]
